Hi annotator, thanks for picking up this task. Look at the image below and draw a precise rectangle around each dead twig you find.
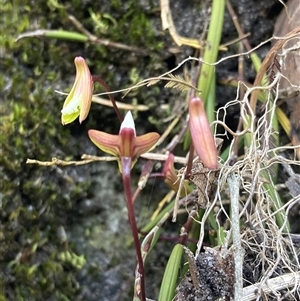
[227,173,243,301]
[68,15,148,54]
[249,26,300,112]
[242,272,300,301]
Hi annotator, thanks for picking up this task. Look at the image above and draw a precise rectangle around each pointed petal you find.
[189,97,218,169]
[88,129,121,157]
[133,132,160,158]
[120,111,136,135]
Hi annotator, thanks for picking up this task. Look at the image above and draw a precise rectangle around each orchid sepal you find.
[88,130,121,157]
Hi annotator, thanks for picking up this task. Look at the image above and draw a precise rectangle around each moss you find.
[1,1,86,300]
[1,0,169,300]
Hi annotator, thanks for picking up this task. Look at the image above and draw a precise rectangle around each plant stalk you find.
[121,157,146,301]
[92,76,123,123]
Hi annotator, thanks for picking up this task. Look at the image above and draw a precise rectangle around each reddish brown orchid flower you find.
[88,111,160,172]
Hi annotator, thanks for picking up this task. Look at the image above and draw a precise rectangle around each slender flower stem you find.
[132,187,141,204]
[185,143,194,177]
[121,157,146,301]
[92,75,123,123]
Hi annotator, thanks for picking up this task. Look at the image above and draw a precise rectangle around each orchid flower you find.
[88,111,160,172]
[89,111,160,301]
[189,97,218,169]
[61,57,93,125]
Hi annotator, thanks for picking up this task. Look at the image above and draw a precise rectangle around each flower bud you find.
[189,97,218,169]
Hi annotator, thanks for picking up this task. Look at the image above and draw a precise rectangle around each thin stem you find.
[92,75,123,123]
[133,160,155,203]
[177,210,197,245]
[185,143,194,177]
[168,118,189,153]
[226,0,252,51]
[226,0,247,164]
[121,157,146,301]
[132,187,141,204]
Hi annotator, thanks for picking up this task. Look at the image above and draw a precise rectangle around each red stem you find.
[92,75,123,123]
[185,143,194,178]
[121,157,146,301]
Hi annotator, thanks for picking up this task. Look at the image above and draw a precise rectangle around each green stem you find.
[198,0,225,103]
[206,72,216,126]
[16,29,89,42]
